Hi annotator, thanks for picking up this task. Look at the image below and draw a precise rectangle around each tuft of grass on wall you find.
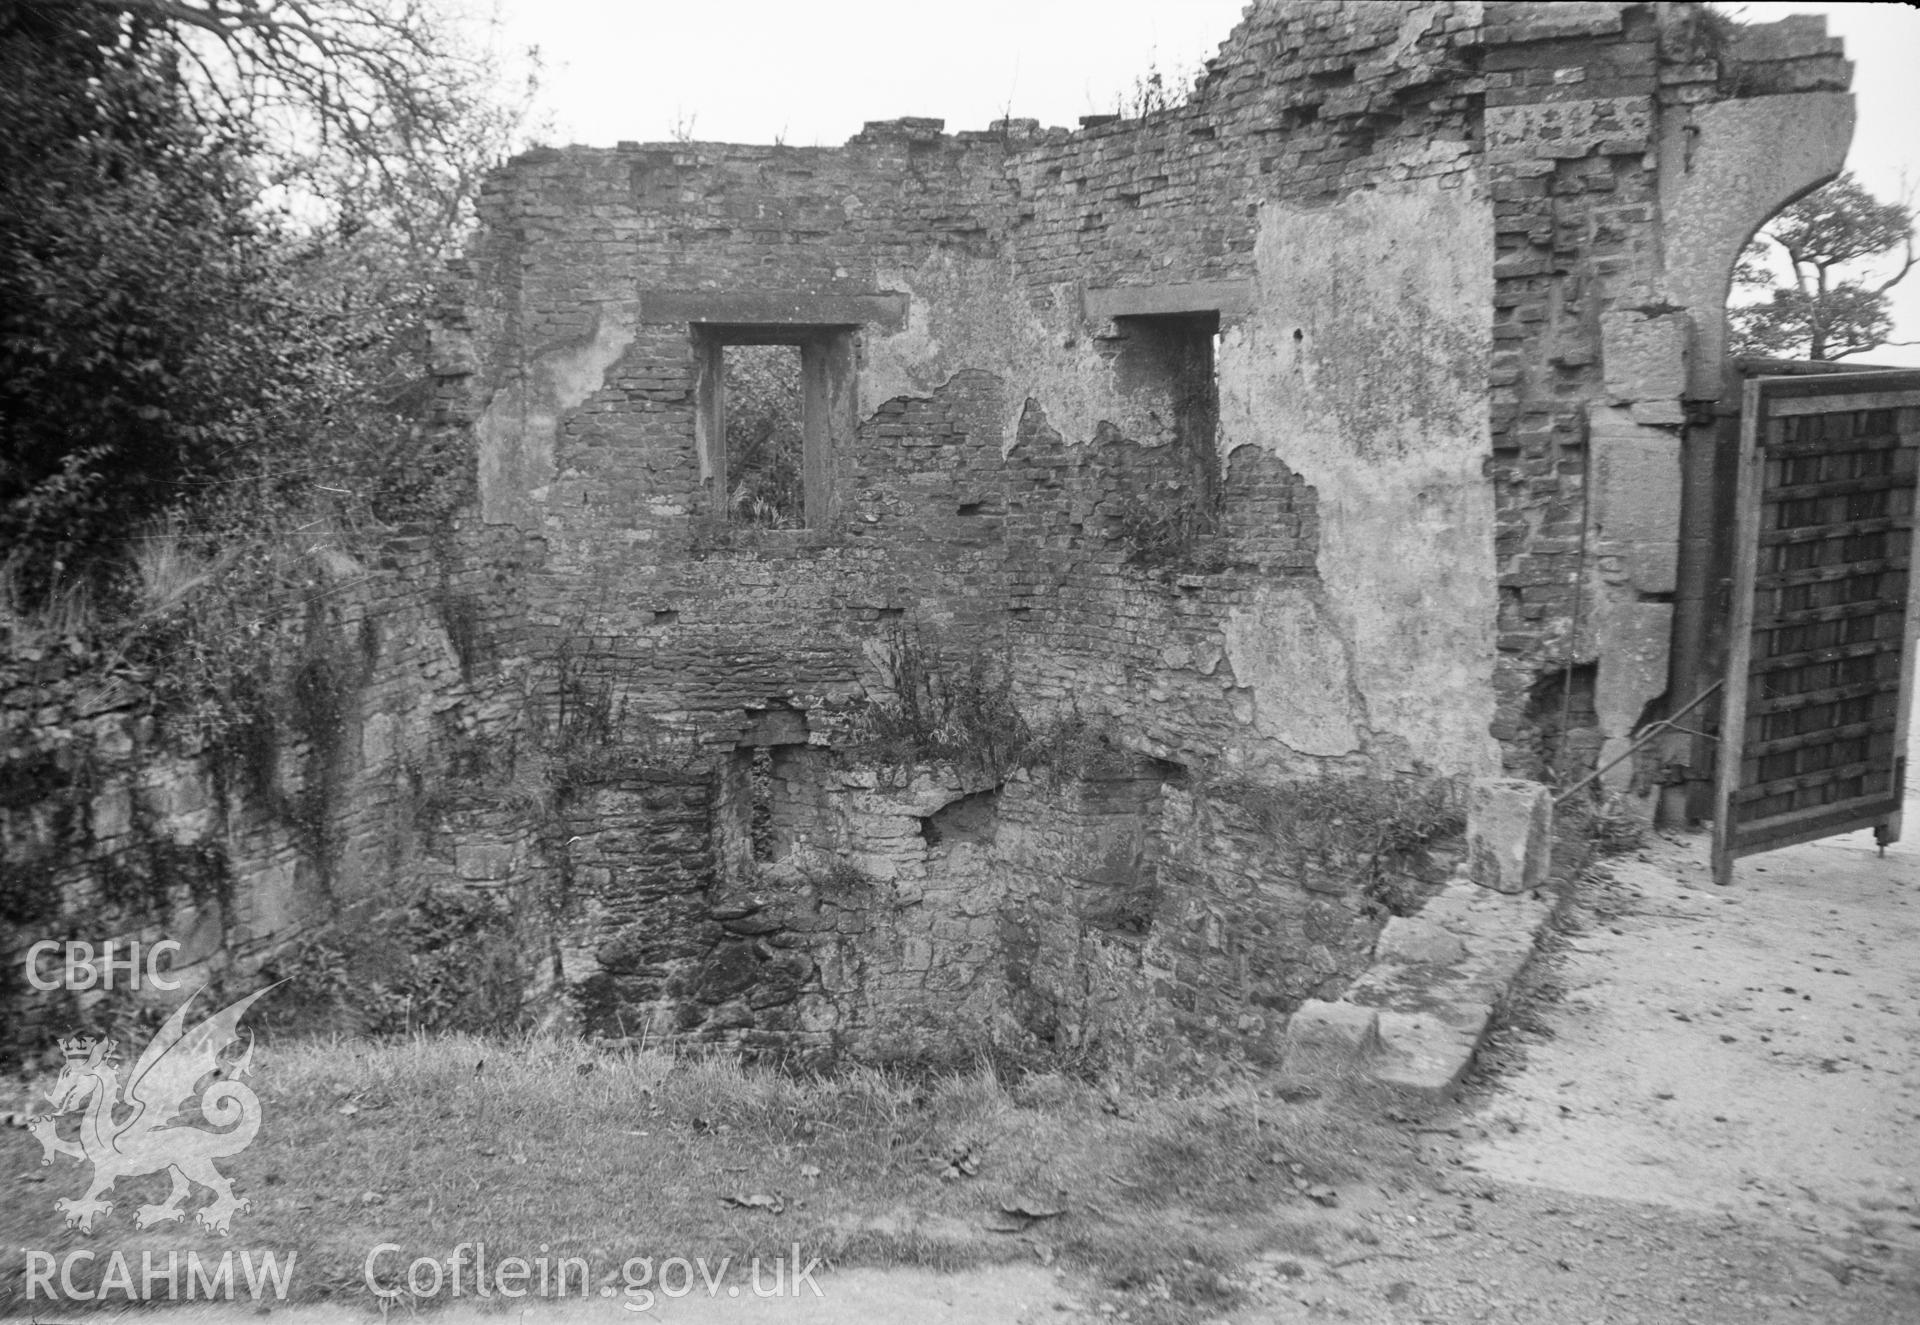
[1241,774,1465,863]
[1560,787,1648,857]
[851,627,1034,779]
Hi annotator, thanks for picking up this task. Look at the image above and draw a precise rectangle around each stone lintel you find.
[1084,280,1254,321]
[641,290,909,331]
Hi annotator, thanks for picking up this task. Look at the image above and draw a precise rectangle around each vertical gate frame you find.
[1708,367,1920,886]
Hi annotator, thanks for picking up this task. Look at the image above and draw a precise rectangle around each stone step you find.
[1287,878,1556,1094]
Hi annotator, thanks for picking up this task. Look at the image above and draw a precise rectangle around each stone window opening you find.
[748,747,778,862]
[714,706,817,889]
[694,326,857,528]
[723,345,803,528]
[1107,312,1226,558]
[1112,312,1222,487]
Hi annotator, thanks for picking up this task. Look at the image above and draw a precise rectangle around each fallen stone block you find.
[1468,778,1553,894]
[1286,999,1381,1053]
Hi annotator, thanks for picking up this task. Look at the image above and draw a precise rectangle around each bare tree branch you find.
[31,0,535,269]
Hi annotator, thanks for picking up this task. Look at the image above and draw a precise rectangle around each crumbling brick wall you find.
[2,1,1856,1072]
[434,2,1512,1068]
[1481,3,1851,799]
[418,0,1854,1067]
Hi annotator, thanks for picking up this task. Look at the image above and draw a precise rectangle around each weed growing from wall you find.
[791,850,871,896]
[1242,775,1464,859]
[849,630,1144,793]
[545,637,673,793]
[1560,786,1648,856]
[128,509,378,853]
[851,627,1032,779]
[1021,704,1144,785]
[1110,60,1203,121]
[1234,774,1466,917]
[1112,489,1228,570]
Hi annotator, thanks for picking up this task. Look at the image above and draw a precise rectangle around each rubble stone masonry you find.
[1,2,1853,1073]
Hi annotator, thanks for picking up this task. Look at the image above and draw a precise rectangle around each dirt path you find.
[1464,827,1920,1248]
[1201,816,1920,1325]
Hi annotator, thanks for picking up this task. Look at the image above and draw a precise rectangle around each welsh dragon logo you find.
[28,984,279,1235]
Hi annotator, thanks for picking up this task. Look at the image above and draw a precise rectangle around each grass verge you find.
[2,1035,1423,1320]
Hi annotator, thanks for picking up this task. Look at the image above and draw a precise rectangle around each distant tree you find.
[1729,171,1917,361]
[27,0,533,259]
[41,0,541,411]
[0,0,535,598]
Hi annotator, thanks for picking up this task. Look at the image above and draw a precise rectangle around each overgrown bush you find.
[1,9,297,591]
[268,887,526,1037]
[0,6,479,602]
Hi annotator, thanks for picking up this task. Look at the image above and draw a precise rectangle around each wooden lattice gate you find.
[1711,370,1920,887]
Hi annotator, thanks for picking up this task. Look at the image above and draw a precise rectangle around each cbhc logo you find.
[25,940,183,992]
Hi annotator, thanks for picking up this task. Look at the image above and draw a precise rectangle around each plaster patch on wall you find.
[477,308,633,527]
[1226,180,1498,777]
[1223,585,1361,756]
[866,252,1169,455]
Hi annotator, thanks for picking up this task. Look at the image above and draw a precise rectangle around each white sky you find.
[486,0,1920,365]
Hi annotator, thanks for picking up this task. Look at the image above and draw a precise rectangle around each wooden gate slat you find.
[1764,475,1918,502]
[1756,557,1900,589]
[1753,638,1900,674]
[1759,515,1906,547]
[1767,389,1920,415]
[1734,756,1893,802]
[1752,599,1906,631]
[1728,796,1907,854]
[1765,433,1913,456]
[1746,679,1899,715]
[1744,719,1884,757]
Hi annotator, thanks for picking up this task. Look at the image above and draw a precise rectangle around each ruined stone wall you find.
[0,519,546,1057]
[437,1,1501,1066]
[415,0,1856,1066]
[2,1,1857,1072]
